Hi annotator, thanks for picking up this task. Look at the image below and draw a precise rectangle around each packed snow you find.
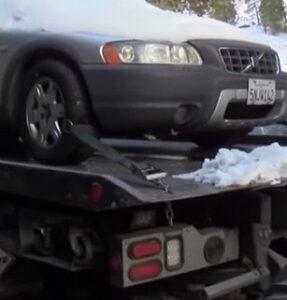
[0,0,265,44]
[175,143,287,188]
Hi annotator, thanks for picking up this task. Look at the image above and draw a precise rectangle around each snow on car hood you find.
[0,0,266,45]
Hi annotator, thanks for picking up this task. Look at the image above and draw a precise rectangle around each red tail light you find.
[129,261,162,282]
[90,184,102,204]
[129,239,161,259]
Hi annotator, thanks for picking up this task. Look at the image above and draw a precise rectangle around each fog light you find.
[174,105,197,126]
[166,238,183,270]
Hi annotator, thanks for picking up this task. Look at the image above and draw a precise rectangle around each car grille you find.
[220,48,278,74]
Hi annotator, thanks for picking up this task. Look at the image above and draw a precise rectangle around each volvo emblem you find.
[242,52,265,73]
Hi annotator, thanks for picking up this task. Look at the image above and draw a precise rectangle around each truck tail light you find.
[166,238,183,270]
[129,261,162,282]
[129,239,161,259]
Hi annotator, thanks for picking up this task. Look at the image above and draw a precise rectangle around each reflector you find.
[110,256,122,272]
[90,184,102,204]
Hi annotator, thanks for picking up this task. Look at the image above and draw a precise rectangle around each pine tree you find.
[259,0,286,33]
[146,0,179,11]
[147,0,238,21]
[245,0,261,25]
[208,0,237,24]
[186,0,210,16]
[147,0,210,15]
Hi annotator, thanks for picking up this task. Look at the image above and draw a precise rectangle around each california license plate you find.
[247,79,276,105]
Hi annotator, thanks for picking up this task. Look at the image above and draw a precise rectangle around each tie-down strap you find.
[68,124,169,192]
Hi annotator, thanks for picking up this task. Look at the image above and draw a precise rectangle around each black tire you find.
[19,59,93,164]
[191,129,250,149]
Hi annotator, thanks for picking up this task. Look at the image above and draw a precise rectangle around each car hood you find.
[0,0,267,46]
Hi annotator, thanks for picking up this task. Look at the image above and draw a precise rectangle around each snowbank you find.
[175,143,287,188]
[0,0,265,44]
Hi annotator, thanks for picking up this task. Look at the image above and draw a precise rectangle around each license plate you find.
[247,79,276,105]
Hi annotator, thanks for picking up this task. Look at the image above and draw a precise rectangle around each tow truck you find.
[0,124,286,300]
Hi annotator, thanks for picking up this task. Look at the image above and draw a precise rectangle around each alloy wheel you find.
[26,77,66,148]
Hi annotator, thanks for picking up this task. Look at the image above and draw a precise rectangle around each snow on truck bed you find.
[0,0,264,45]
[175,143,287,188]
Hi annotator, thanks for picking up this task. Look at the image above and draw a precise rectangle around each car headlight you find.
[102,41,202,65]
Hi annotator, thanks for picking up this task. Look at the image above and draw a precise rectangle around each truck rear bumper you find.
[110,225,239,288]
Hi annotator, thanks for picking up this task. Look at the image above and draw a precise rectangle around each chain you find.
[166,202,174,226]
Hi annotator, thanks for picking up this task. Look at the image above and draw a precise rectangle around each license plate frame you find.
[247,79,276,105]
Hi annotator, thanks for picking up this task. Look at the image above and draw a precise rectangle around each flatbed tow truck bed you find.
[0,129,286,299]
[0,138,283,212]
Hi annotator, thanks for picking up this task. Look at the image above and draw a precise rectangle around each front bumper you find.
[81,63,287,135]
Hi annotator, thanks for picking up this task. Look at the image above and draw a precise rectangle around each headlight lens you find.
[119,45,136,63]
[171,45,189,65]
[143,44,171,64]
[102,42,202,65]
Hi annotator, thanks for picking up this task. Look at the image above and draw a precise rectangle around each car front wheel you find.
[20,59,93,164]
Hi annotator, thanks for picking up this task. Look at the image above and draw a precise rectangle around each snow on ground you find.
[175,143,287,188]
[0,0,265,44]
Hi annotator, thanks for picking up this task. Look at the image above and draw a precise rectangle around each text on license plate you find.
[247,79,276,105]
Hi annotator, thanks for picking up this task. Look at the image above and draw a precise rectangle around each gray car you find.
[0,30,286,163]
